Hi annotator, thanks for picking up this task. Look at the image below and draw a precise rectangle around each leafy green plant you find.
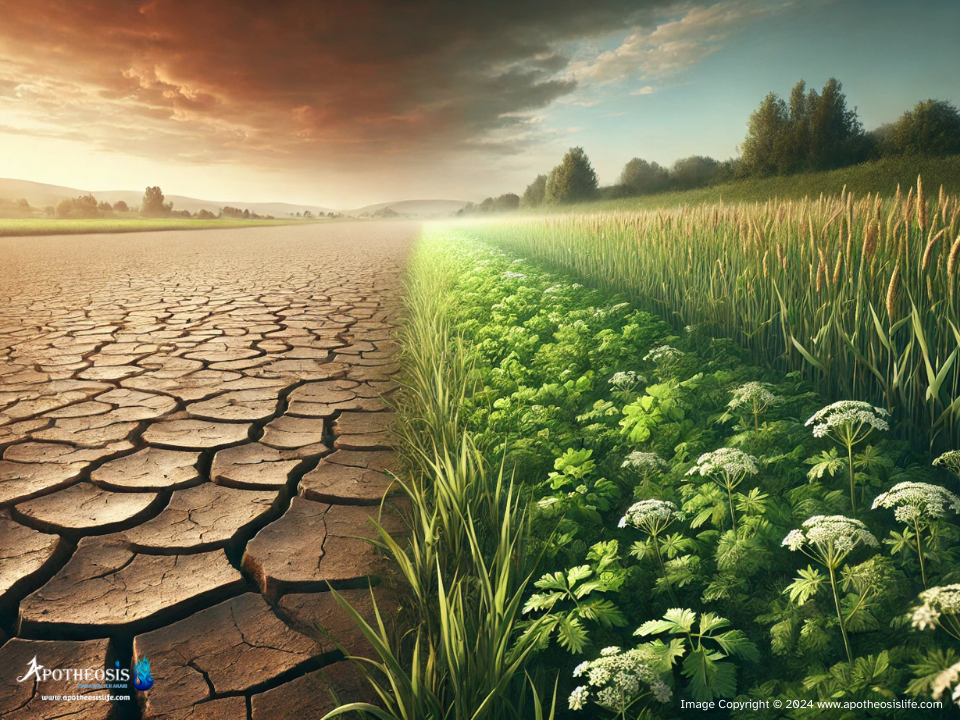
[635,608,759,701]
[522,541,628,653]
[782,515,880,663]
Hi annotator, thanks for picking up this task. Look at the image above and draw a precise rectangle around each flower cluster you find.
[804,401,890,438]
[871,482,960,523]
[619,499,681,533]
[608,371,646,392]
[782,515,879,556]
[643,345,684,364]
[932,660,960,707]
[568,645,671,713]
[621,451,667,473]
[727,382,781,411]
[501,271,527,280]
[933,450,960,477]
[911,584,960,631]
[687,448,760,479]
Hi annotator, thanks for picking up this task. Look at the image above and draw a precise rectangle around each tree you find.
[113,200,129,212]
[545,147,598,204]
[141,186,172,216]
[741,92,789,177]
[671,156,720,189]
[740,79,865,177]
[195,209,216,220]
[881,99,960,157]
[620,158,669,195]
[98,201,112,213]
[522,174,548,207]
[16,198,30,213]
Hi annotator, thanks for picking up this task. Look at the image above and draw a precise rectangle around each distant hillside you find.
[0,178,332,217]
[347,199,466,218]
[566,154,960,213]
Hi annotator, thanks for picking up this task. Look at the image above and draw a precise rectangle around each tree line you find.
[24,186,275,220]
[466,80,960,212]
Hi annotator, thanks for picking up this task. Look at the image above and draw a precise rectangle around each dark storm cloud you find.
[0,0,684,170]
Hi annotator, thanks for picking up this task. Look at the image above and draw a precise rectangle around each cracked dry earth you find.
[0,222,416,719]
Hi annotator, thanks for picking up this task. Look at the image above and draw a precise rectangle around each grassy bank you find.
[0,217,308,236]
[559,155,960,213]
[369,225,960,718]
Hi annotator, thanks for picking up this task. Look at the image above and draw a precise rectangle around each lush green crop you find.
[458,178,960,458]
[384,226,960,719]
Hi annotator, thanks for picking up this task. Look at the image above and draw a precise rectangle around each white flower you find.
[620,499,681,536]
[782,515,879,558]
[608,371,646,391]
[643,345,684,364]
[501,271,526,280]
[872,482,960,521]
[566,645,671,714]
[931,660,960,707]
[912,585,960,631]
[621,451,667,472]
[728,382,781,411]
[687,448,760,478]
[934,451,960,476]
[568,685,589,711]
[805,400,890,439]
[782,529,804,552]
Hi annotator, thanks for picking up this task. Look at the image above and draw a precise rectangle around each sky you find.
[0,0,958,208]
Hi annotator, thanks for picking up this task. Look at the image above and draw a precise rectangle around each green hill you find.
[564,154,960,212]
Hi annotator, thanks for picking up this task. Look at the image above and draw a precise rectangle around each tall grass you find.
[460,177,960,454]
[322,238,554,720]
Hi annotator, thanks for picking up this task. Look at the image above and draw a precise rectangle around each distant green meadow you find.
[558,155,960,214]
[0,217,311,237]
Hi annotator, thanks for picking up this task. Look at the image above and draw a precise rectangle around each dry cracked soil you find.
[0,221,416,719]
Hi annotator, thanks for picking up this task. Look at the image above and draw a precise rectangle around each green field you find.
[0,216,309,237]
[349,181,960,719]
[560,154,960,213]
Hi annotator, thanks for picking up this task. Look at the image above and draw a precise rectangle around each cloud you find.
[574,0,786,85]
[631,86,657,95]
[0,0,689,176]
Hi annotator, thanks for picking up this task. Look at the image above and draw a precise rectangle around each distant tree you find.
[671,156,720,189]
[741,78,865,176]
[620,158,669,195]
[303,210,313,218]
[43,205,55,218]
[195,209,216,220]
[141,186,172,215]
[545,147,598,204]
[741,92,789,177]
[522,174,548,207]
[113,200,129,212]
[56,198,75,218]
[494,193,520,211]
[806,78,864,170]
[16,198,30,213]
[881,99,960,157]
[242,209,250,218]
[97,201,112,213]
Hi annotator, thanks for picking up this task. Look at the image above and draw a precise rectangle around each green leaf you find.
[557,616,589,654]
[785,566,824,606]
[682,647,738,700]
[712,630,760,662]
